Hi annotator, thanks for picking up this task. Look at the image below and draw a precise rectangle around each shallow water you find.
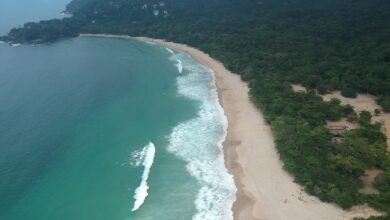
[0,1,235,218]
[0,36,236,219]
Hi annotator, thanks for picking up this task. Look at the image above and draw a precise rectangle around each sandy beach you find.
[81,34,383,219]
[321,91,390,151]
[293,84,390,152]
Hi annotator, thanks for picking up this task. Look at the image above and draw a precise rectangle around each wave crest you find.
[165,47,175,54]
[131,142,156,212]
[167,53,236,220]
[175,59,183,74]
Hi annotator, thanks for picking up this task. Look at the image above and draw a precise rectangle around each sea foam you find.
[165,47,175,54]
[167,52,237,220]
[131,142,156,212]
[165,48,183,73]
[175,59,183,74]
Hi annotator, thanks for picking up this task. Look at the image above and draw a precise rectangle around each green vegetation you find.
[379,97,390,112]
[251,77,390,215]
[2,0,390,218]
[342,87,358,98]
[1,19,81,43]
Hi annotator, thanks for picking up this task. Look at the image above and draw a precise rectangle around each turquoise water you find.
[0,1,236,219]
[0,35,235,220]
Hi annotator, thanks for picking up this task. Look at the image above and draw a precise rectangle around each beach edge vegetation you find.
[2,0,389,218]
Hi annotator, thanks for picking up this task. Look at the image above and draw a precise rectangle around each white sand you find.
[81,34,383,219]
[292,85,390,151]
[322,91,390,150]
[291,84,307,93]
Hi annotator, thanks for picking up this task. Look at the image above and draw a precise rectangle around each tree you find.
[341,87,357,98]
[358,111,372,127]
[379,96,390,112]
[347,112,358,122]
[374,172,390,193]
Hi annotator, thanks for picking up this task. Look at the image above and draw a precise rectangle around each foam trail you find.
[131,142,156,212]
[11,43,21,47]
[165,47,175,54]
[166,47,183,73]
[144,41,156,46]
[175,59,183,74]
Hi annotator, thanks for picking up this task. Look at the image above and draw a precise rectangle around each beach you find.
[292,85,390,152]
[81,34,383,219]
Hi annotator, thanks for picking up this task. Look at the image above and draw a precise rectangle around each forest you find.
[1,0,389,218]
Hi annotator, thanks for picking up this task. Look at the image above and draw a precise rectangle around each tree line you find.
[2,0,390,218]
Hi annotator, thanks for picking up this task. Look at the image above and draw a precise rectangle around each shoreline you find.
[80,34,383,219]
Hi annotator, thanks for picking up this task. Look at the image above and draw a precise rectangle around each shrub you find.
[341,87,357,98]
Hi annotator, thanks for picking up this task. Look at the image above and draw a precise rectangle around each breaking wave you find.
[165,47,174,54]
[175,59,183,74]
[131,142,156,212]
[167,52,237,220]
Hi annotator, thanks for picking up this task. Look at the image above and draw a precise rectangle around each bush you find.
[341,87,357,98]
[343,104,355,116]
[379,96,390,112]
[317,84,329,95]
[358,111,372,127]
[347,112,358,122]
[374,172,390,193]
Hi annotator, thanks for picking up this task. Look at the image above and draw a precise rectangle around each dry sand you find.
[322,91,390,150]
[81,34,383,219]
[293,85,390,196]
[292,85,390,151]
[359,169,382,195]
[291,84,307,93]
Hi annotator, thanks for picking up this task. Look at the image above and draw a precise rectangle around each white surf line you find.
[131,142,156,212]
[165,47,183,74]
[165,47,175,54]
[167,52,236,220]
[175,59,183,74]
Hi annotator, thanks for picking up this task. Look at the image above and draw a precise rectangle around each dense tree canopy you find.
[2,0,390,218]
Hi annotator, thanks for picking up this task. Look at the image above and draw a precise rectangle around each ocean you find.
[0,1,236,220]
[0,0,70,36]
